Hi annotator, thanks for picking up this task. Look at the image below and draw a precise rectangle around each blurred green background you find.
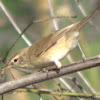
[0,0,100,100]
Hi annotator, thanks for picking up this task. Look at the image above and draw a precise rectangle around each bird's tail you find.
[73,6,100,31]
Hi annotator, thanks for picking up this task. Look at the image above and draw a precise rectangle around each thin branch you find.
[0,55,100,95]
[12,88,100,98]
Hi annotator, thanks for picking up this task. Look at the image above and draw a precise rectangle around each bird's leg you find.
[54,58,62,69]
[78,43,86,62]
[81,54,86,63]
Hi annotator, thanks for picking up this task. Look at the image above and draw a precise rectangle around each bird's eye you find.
[13,58,18,62]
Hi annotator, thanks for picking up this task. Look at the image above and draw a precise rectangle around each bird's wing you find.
[29,25,72,57]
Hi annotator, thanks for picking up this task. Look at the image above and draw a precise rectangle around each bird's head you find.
[1,47,29,72]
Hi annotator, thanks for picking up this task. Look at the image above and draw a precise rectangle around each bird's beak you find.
[2,64,13,71]
[0,64,13,76]
[0,63,13,73]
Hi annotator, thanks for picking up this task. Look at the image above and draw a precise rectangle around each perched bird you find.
[1,6,100,72]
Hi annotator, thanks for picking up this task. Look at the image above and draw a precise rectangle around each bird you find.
[1,6,100,72]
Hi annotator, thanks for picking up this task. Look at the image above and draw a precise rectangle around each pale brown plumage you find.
[1,6,100,71]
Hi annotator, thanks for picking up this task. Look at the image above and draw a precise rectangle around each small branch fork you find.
[0,55,100,95]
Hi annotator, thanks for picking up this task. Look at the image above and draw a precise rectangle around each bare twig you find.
[0,55,100,95]
[8,69,15,79]
[12,88,100,98]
